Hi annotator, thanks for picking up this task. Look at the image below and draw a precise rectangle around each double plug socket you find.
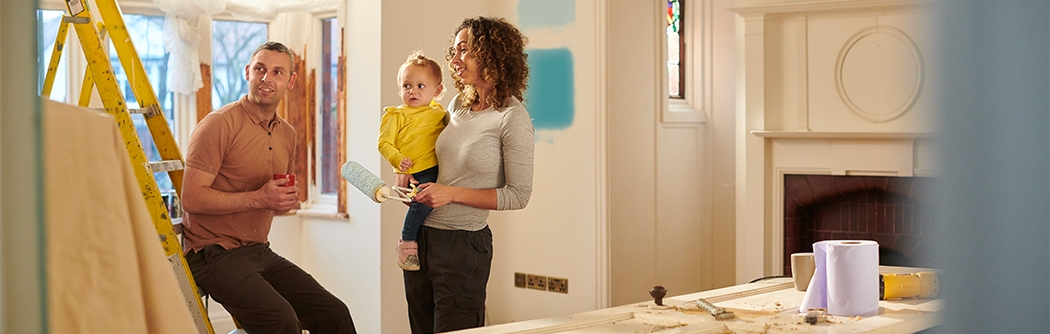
[515,272,567,293]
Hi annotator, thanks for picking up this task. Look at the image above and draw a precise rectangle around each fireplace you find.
[782,174,934,275]
[730,0,937,280]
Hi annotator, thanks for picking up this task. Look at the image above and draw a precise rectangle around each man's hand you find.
[258,178,299,212]
[185,166,299,215]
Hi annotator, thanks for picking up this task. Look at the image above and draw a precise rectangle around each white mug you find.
[791,252,816,291]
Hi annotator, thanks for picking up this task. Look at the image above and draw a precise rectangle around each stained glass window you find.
[667,0,684,98]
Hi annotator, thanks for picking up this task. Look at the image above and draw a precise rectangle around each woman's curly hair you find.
[446,16,529,110]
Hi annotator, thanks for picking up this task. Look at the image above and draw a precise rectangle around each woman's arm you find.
[414,183,496,209]
[494,103,535,210]
[413,102,534,210]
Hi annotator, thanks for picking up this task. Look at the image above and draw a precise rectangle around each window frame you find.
[310,10,341,208]
[663,0,712,124]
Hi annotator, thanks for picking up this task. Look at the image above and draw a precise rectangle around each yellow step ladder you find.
[42,0,214,333]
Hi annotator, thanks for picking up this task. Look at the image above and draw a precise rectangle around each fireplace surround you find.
[731,0,938,280]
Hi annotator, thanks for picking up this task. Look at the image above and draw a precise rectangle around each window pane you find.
[106,14,176,192]
[667,0,683,98]
[212,20,268,109]
[321,18,340,195]
[37,10,68,101]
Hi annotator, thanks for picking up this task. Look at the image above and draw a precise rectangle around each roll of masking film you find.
[799,240,880,317]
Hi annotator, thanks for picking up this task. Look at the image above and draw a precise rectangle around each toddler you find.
[378,51,447,271]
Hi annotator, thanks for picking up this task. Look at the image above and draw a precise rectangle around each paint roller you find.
[340,160,416,203]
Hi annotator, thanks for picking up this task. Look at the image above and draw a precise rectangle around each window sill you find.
[664,98,707,123]
[292,203,348,220]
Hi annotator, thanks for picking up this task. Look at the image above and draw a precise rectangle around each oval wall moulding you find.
[834,25,924,123]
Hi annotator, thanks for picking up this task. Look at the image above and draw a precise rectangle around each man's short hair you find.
[251,41,295,72]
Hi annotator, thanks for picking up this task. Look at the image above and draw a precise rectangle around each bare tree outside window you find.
[212,20,268,109]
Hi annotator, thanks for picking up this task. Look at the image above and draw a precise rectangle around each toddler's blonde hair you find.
[399,51,444,99]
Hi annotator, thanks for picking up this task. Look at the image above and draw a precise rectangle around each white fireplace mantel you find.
[751,131,935,139]
[732,0,938,283]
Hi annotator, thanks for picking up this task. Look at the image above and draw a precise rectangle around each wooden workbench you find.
[455,266,940,333]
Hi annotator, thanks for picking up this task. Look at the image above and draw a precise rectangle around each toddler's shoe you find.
[397,240,421,271]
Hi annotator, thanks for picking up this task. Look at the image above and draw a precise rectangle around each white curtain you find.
[152,0,339,95]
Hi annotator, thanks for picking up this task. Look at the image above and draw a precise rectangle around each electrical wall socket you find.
[526,274,547,290]
[548,277,568,293]
[514,272,527,288]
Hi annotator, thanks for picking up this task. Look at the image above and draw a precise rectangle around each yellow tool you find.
[43,0,213,333]
[879,271,939,300]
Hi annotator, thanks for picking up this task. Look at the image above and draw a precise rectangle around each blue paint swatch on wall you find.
[518,0,575,29]
[525,48,574,130]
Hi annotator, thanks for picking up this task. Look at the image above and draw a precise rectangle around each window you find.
[38,9,178,191]
[667,0,684,99]
[211,20,268,110]
[37,9,68,102]
[108,14,176,192]
[319,17,341,197]
[663,0,709,123]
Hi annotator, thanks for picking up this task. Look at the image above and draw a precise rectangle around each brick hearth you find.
[783,174,934,274]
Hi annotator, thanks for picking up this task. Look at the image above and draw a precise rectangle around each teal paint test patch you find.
[525,48,574,131]
[518,0,575,29]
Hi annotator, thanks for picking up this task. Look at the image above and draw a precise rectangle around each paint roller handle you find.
[395,172,418,189]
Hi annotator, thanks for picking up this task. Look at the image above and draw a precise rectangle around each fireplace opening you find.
[783,174,934,275]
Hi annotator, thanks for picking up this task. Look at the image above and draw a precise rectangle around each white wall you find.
[606,0,740,306]
[710,0,739,289]
[606,0,661,307]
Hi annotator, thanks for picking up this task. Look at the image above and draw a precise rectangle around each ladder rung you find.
[130,105,164,118]
[90,106,163,118]
[62,16,89,24]
[149,160,184,173]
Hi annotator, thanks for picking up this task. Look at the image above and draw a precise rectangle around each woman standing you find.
[397,16,535,333]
